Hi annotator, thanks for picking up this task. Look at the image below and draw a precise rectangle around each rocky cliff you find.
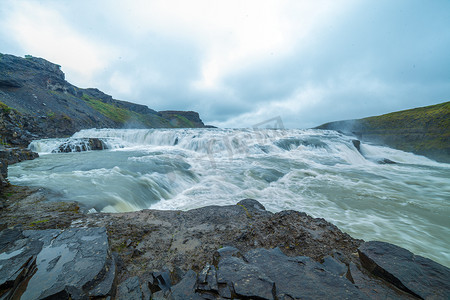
[316,101,450,163]
[0,53,206,147]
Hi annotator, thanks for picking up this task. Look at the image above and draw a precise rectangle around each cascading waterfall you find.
[9,128,450,267]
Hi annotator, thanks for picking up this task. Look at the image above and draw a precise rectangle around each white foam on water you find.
[10,128,450,267]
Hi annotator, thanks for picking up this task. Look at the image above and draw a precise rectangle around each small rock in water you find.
[352,139,361,152]
[378,158,397,164]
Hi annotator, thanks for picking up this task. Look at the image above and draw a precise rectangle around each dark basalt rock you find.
[347,261,416,299]
[243,247,365,299]
[358,241,450,299]
[56,138,107,153]
[117,276,146,300]
[321,255,348,277]
[352,139,361,152]
[377,158,397,164]
[167,270,200,300]
[217,255,275,299]
[0,79,23,88]
[2,198,449,299]
[0,148,39,165]
[0,159,7,188]
[0,227,116,300]
[197,264,219,294]
[0,148,39,190]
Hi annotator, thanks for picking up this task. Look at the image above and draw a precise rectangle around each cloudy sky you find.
[1,0,449,128]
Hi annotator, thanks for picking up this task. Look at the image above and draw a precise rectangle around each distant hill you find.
[0,53,206,147]
[315,102,450,163]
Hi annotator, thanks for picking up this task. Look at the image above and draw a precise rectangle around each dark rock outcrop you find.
[358,241,450,299]
[117,276,147,300]
[377,158,397,164]
[2,195,449,299]
[0,148,38,190]
[352,139,361,152]
[0,159,7,189]
[316,101,450,163]
[0,148,38,165]
[0,227,116,299]
[56,138,107,153]
[0,53,207,148]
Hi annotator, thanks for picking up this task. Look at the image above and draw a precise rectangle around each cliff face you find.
[316,102,450,163]
[0,53,205,147]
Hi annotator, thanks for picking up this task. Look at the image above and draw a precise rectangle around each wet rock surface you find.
[1,195,449,299]
[56,137,107,153]
[0,148,39,165]
[0,227,115,299]
[358,241,450,299]
[0,148,39,190]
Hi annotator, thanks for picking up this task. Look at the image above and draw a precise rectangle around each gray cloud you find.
[1,0,449,128]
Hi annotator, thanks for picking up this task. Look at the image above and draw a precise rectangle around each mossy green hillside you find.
[82,94,197,128]
[82,94,134,124]
[169,115,196,128]
[0,101,18,114]
[316,101,449,162]
[358,102,449,152]
[361,102,449,132]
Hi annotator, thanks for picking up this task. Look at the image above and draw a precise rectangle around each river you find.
[8,128,450,267]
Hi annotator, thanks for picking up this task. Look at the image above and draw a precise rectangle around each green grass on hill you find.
[82,94,133,124]
[82,94,196,128]
[0,101,15,113]
[316,101,449,162]
[362,101,449,132]
[358,101,449,159]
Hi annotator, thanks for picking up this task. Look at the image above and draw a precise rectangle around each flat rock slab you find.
[0,227,116,299]
[84,198,363,278]
[358,241,450,299]
[157,247,365,299]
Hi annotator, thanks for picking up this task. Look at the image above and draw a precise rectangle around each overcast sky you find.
[1,0,449,128]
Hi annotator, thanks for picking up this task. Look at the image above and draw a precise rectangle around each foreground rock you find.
[1,195,449,299]
[359,241,450,299]
[0,227,115,299]
[0,148,38,190]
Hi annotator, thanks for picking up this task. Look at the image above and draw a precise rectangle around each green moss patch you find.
[82,94,133,123]
[30,219,50,226]
[0,101,13,113]
[82,94,180,127]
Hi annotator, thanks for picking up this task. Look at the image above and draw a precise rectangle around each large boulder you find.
[0,227,116,299]
[358,241,450,299]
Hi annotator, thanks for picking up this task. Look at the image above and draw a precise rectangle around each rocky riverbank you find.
[1,186,449,299]
[0,148,39,191]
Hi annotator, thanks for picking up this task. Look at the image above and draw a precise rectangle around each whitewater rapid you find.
[9,128,450,267]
